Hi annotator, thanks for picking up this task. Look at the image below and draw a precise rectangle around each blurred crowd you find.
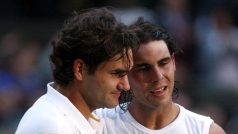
[0,0,238,133]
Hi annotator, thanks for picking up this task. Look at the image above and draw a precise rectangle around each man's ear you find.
[73,59,85,80]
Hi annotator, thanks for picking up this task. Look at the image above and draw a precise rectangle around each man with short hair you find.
[15,7,138,134]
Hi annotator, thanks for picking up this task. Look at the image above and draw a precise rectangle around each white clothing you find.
[16,82,103,134]
[95,104,213,134]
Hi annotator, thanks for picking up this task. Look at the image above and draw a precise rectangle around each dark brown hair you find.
[50,7,138,86]
[119,17,181,111]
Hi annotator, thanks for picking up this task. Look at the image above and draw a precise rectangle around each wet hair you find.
[50,7,138,86]
[119,17,182,111]
[129,17,181,55]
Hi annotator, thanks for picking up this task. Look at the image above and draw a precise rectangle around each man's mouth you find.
[149,86,167,96]
[111,91,121,98]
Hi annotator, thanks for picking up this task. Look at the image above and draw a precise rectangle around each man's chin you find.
[106,102,118,108]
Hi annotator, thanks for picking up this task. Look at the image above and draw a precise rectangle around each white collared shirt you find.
[16,82,102,134]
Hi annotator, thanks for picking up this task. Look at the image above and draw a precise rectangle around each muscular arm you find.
[209,122,226,134]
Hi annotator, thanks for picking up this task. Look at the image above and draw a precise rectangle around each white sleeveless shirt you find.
[95,104,213,134]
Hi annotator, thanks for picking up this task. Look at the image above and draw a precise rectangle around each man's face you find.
[129,40,176,109]
[81,50,133,109]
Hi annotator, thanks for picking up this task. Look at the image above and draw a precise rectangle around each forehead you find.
[98,50,133,70]
[134,40,170,63]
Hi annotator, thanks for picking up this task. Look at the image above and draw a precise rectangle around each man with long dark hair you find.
[96,17,225,134]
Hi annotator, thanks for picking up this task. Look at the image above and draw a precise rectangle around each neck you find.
[128,102,179,129]
[56,83,93,119]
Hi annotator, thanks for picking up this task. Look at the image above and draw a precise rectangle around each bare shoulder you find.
[209,122,226,134]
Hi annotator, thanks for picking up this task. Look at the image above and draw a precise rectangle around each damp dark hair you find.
[119,17,182,111]
[50,7,138,86]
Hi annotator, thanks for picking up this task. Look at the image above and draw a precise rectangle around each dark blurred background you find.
[0,0,238,133]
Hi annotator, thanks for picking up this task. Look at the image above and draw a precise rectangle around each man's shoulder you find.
[176,104,214,133]
[15,109,60,134]
[23,94,59,117]
[178,104,212,122]
[15,95,62,133]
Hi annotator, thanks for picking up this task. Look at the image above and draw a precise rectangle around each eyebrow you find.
[111,69,128,74]
[133,56,172,68]
[132,63,149,70]
[133,63,149,69]
[160,57,172,62]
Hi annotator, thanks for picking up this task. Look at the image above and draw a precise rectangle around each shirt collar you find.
[46,82,96,134]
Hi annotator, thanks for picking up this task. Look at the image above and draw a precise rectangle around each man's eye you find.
[159,58,171,66]
[112,71,127,77]
[160,61,168,66]
[133,65,149,71]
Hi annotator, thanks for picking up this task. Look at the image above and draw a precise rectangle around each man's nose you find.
[118,76,130,91]
[150,67,163,83]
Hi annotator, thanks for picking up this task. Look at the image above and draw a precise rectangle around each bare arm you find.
[209,122,226,134]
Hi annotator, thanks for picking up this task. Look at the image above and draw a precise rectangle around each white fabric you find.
[16,82,102,134]
[95,104,213,134]
[88,113,104,134]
